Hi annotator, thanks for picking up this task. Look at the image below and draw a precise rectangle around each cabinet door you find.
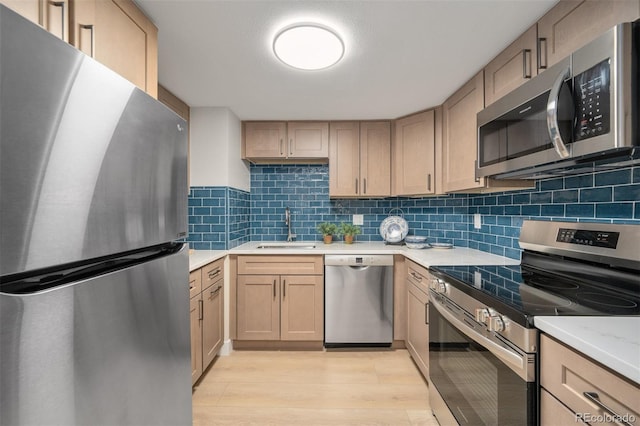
[329,121,360,197]
[70,0,95,56]
[189,269,202,299]
[407,283,429,377]
[190,296,203,385]
[540,389,587,425]
[44,0,67,41]
[442,72,484,193]
[287,121,329,159]
[202,279,223,368]
[1,0,42,26]
[360,121,391,197]
[280,275,323,341]
[93,0,158,97]
[537,0,640,71]
[484,25,537,106]
[3,0,67,40]
[237,275,280,340]
[540,334,640,424]
[244,122,287,159]
[393,110,435,196]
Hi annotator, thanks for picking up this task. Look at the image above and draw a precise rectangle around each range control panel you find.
[556,228,620,249]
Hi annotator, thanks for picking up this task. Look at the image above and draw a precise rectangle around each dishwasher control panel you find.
[324,254,394,267]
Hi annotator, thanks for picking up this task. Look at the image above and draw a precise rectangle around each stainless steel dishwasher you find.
[324,255,394,347]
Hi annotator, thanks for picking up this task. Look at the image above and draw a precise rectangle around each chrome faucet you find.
[285,207,296,242]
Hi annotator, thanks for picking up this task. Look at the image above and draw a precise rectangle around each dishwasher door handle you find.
[348,265,371,271]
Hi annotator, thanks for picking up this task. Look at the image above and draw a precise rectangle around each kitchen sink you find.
[256,242,317,249]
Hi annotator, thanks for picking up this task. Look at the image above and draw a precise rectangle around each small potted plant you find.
[316,222,338,244]
[338,222,361,244]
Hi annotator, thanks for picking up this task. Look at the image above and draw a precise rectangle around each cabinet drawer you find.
[540,334,640,425]
[189,270,202,299]
[201,258,224,290]
[238,255,323,275]
[540,389,586,426]
[406,260,430,293]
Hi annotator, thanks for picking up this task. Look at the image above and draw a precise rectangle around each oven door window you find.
[428,304,536,426]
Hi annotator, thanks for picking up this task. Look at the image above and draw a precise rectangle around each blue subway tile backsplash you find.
[187,164,639,259]
[187,186,250,250]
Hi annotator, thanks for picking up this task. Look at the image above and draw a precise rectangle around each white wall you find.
[189,107,250,191]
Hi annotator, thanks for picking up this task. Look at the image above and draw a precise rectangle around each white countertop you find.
[227,241,520,267]
[189,250,226,271]
[535,316,640,385]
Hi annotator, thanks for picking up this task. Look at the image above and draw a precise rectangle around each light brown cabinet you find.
[540,334,640,425]
[243,121,329,162]
[537,0,640,72]
[329,121,391,197]
[190,258,224,385]
[71,0,158,97]
[393,110,436,196]
[189,271,203,384]
[236,256,324,343]
[1,0,158,97]
[442,72,533,193]
[158,85,190,188]
[1,0,68,40]
[405,260,430,380]
[484,25,538,106]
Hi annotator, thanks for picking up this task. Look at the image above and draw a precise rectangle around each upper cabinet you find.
[158,85,190,188]
[442,73,484,193]
[2,0,67,40]
[484,25,537,107]
[537,0,640,71]
[243,121,329,162]
[1,0,158,97]
[392,110,436,197]
[442,72,533,193]
[71,0,158,97]
[329,121,391,198]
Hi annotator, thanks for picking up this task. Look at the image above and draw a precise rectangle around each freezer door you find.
[0,6,188,275]
[0,246,192,426]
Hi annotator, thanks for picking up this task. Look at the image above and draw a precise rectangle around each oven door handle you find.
[431,298,532,382]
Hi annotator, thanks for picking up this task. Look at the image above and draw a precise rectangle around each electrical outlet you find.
[353,214,364,226]
[474,271,482,288]
[474,213,482,229]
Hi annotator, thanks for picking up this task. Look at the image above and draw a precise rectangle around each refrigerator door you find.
[0,245,192,426]
[0,6,188,276]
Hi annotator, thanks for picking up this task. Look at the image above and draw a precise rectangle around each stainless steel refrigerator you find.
[0,6,192,425]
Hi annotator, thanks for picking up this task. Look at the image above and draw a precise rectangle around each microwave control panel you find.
[573,59,611,141]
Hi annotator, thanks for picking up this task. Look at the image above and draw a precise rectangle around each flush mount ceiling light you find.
[273,24,344,70]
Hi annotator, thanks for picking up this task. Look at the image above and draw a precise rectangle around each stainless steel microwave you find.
[477,20,638,179]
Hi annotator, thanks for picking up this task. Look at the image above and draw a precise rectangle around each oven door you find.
[428,294,537,426]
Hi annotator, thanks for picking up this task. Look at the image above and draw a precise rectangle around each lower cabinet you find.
[190,258,224,385]
[405,260,430,380]
[236,255,324,343]
[540,334,640,425]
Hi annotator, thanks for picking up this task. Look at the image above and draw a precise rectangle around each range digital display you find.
[556,228,619,249]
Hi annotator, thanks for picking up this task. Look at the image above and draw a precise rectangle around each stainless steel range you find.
[427,220,640,426]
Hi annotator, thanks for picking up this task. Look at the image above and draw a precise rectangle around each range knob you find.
[475,308,490,324]
[489,315,506,332]
[435,279,446,294]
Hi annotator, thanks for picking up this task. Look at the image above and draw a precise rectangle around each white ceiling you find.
[137,0,558,120]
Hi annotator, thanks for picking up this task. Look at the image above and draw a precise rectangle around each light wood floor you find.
[192,349,439,425]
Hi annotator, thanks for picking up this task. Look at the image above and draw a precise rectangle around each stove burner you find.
[528,277,580,290]
[576,292,638,309]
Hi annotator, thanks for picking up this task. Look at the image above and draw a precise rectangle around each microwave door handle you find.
[546,66,571,159]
